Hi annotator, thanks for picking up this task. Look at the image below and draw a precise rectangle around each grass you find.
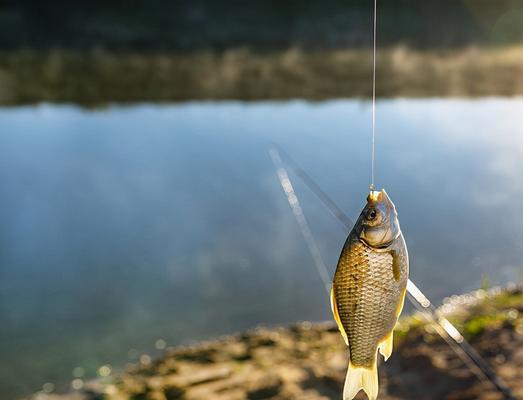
[398,287,523,342]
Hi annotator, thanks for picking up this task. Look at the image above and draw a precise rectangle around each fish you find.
[331,189,409,400]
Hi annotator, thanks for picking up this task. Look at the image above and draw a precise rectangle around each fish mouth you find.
[367,189,394,209]
[368,190,381,202]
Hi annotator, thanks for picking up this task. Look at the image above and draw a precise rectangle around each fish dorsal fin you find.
[330,286,349,346]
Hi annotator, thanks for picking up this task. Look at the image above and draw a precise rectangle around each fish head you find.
[357,189,401,248]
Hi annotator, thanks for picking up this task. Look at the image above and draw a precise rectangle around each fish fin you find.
[378,332,394,361]
[330,286,349,346]
[395,287,407,319]
[343,361,379,400]
[389,249,401,282]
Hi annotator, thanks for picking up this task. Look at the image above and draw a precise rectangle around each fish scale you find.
[334,238,405,367]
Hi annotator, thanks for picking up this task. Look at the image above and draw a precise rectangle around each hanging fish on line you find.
[331,189,409,400]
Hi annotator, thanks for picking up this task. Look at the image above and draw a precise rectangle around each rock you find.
[175,347,216,364]
[146,392,167,400]
[163,385,184,400]
[246,374,282,399]
[177,366,232,386]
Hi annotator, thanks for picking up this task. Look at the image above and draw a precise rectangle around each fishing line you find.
[270,146,517,400]
[363,2,514,395]
[370,0,377,191]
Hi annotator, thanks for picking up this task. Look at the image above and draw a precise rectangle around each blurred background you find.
[1,1,523,399]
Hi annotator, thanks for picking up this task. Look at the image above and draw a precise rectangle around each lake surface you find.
[1,99,522,398]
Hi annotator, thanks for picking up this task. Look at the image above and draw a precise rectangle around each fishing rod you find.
[269,145,516,400]
[269,148,332,295]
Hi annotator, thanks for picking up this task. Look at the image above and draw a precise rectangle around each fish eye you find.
[367,209,377,221]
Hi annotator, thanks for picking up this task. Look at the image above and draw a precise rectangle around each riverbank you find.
[31,284,523,400]
[2,46,523,106]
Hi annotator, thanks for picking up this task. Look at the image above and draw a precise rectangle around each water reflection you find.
[0,99,522,397]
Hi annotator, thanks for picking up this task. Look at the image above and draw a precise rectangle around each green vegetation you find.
[461,313,508,339]
[443,288,522,341]
[461,290,522,339]
[1,46,523,105]
[2,1,523,104]
[491,291,523,308]
[2,1,523,51]
[395,286,523,344]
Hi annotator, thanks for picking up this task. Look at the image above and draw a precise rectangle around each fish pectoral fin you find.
[330,286,349,346]
[343,362,378,400]
[389,249,401,282]
[395,287,407,319]
[378,332,394,361]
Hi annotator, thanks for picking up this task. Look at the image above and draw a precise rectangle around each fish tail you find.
[343,361,378,400]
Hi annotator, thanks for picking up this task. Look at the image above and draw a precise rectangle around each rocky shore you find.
[32,285,523,400]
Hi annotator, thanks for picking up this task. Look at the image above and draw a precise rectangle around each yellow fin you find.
[378,332,394,361]
[395,287,407,319]
[343,361,378,400]
[330,286,349,346]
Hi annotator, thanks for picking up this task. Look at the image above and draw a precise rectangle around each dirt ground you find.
[32,285,523,400]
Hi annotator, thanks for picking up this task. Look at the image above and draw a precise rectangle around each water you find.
[1,99,522,398]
